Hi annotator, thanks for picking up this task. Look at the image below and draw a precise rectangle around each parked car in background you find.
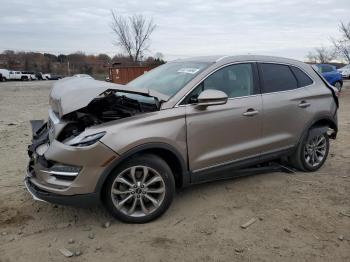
[35,72,45,80]
[20,72,33,80]
[25,55,338,223]
[42,73,51,80]
[48,74,64,80]
[73,74,93,79]
[0,72,2,81]
[313,64,343,91]
[0,69,10,81]
[22,71,37,80]
[338,65,350,79]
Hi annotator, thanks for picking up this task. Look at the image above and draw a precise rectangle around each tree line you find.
[307,21,350,64]
[0,50,164,79]
[0,12,163,79]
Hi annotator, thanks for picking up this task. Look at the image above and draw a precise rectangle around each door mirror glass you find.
[196,89,228,107]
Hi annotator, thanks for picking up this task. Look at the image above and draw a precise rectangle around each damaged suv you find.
[26,55,338,223]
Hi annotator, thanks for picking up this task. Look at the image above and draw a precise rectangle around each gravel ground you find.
[0,80,349,262]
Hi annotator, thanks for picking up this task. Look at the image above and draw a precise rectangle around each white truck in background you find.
[0,69,33,81]
[0,69,10,81]
[22,71,37,80]
[0,69,61,81]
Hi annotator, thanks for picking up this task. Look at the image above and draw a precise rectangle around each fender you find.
[297,114,338,147]
[94,142,189,196]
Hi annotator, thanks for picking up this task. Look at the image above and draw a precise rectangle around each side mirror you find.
[196,89,228,107]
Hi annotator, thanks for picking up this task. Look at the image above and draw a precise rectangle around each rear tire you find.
[103,154,175,223]
[289,129,329,172]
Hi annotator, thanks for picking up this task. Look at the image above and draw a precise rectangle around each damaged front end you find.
[25,78,166,205]
[56,89,161,145]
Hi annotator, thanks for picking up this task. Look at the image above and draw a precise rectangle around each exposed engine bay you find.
[57,91,160,143]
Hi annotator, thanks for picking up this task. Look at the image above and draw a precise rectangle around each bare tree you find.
[111,11,156,62]
[331,21,350,63]
[306,46,335,63]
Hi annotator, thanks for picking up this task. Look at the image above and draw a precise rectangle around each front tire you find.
[289,129,329,172]
[103,154,175,223]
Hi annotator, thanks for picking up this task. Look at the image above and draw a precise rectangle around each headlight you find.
[69,132,106,147]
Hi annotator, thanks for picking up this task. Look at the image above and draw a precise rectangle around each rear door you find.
[258,63,315,154]
[184,63,263,172]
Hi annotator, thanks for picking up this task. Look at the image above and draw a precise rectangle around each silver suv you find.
[25,55,338,223]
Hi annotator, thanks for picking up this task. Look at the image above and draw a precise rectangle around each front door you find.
[183,63,263,172]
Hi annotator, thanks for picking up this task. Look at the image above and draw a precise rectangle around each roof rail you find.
[215,55,230,62]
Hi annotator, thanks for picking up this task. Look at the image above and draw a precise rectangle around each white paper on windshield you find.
[177,68,200,74]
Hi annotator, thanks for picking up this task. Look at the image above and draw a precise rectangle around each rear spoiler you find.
[311,67,339,108]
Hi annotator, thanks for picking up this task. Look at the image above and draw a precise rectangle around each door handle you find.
[243,108,259,117]
[298,101,311,108]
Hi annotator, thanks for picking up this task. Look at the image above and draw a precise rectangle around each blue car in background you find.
[313,64,343,91]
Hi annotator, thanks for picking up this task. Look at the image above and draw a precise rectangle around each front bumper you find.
[25,119,118,206]
[24,176,99,206]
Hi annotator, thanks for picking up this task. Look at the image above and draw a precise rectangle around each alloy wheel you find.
[303,134,327,167]
[110,166,166,217]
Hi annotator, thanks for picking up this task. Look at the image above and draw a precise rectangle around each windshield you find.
[127,62,211,97]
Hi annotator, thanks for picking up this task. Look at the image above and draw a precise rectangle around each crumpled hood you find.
[49,77,169,117]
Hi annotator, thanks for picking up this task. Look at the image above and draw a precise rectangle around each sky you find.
[0,0,349,61]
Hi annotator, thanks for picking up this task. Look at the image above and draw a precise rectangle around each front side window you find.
[260,63,298,93]
[127,62,210,97]
[182,63,254,104]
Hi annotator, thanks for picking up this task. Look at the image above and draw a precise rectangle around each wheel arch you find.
[95,143,189,198]
[300,115,338,144]
[311,117,337,136]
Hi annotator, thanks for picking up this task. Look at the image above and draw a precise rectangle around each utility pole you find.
[67,60,70,76]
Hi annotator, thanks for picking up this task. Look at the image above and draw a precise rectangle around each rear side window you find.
[290,66,313,87]
[320,65,334,73]
[260,63,298,93]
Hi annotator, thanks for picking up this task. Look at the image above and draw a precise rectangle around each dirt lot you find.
[0,80,349,262]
